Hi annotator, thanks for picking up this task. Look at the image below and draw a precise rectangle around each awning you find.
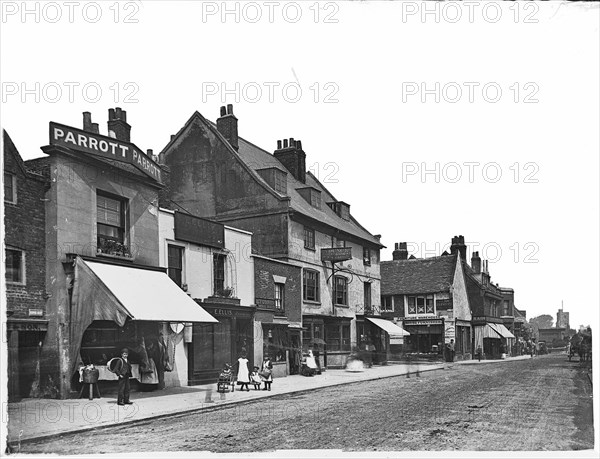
[70,257,217,374]
[482,324,503,339]
[83,259,218,323]
[366,317,410,337]
[490,323,515,339]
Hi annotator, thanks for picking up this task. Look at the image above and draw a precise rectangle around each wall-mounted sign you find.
[49,122,162,182]
[256,298,275,308]
[28,309,44,317]
[436,299,453,310]
[7,321,48,332]
[321,247,352,262]
[174,211,225,249]
[404,319,443,326]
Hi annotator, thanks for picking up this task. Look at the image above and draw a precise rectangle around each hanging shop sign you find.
[49,122,162,182]
[321,247,352,262]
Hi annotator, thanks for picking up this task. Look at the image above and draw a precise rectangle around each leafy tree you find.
[529,314,554,330]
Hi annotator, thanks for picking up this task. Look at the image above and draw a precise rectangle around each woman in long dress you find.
[236,351,250,391]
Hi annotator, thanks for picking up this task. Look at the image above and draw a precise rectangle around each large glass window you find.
[326,322,351,352]
[303,269,320,302]
[97,194,125,243]
[335,276,348,306]
[407,295,435,315]
[167,245,184,287]
[5,248,24,284]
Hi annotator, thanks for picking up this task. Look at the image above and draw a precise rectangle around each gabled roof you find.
[381,254,457,295]
[4,130,47,182]
[162,111,383,248]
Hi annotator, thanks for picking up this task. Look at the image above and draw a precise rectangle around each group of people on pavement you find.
[233,349,274,391]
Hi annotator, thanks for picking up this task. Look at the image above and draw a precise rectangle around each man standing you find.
[117,348,133,405]
[449,339,455,362]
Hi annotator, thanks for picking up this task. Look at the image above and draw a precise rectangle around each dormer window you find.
[257,167,287,194]
[297,187,321,209]
[327,201,350,220]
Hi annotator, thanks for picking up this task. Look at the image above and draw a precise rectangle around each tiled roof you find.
[381,254,457,295]
[237,136,382,246]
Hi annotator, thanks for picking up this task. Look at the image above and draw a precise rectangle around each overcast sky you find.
[1,1,599,331]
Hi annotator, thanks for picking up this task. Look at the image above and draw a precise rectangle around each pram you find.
[217,364,235,392]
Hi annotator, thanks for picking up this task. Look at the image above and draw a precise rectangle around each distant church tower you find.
[557,305,570,329]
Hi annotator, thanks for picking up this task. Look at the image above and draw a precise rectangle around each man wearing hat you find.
[116,348,133,405]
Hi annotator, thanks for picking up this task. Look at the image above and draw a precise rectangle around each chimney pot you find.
[277,140,282,149]
[297,140,302,150]
[91,123,99,134]
[109,108,115,120]
[171,135,176,141]
[283,139,288,148]
[83,112,92,131]
[216,104,239,150]
[392,241,408,261]
[147,149,153,156]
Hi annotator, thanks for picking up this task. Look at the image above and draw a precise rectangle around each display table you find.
[96,364,141,381]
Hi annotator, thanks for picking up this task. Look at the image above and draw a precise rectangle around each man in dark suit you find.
[117,348,133,405]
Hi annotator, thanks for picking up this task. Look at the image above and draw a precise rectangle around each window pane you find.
[304,227,315,249]
[417,297,425,314]
[326,324,340,351]
[4,173,14,202]
[213,254,225,294]
[364,282,371,309]
[5,249,22,283]
[97,195,121,226]
[274,283,284,310]
[426,296,434,314]
[335,276,347,305]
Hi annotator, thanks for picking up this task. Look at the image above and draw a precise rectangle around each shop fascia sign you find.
[321,247,352,262]
[49,122,162,182]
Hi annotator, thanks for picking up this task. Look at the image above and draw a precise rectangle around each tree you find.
[529,314,554,330]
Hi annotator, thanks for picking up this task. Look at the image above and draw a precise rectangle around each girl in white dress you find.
[236,351,250,391]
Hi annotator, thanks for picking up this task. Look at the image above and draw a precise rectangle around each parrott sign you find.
[49,122,162,182]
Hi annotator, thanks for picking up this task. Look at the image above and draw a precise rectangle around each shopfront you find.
[402,318,445,355]
[71,256,217,391]
[189,302,255,385]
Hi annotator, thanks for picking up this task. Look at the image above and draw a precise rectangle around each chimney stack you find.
[216,104,239,151]
[107,107,131,142]
[392,242,408,261]
[450,235,467,261]
[83,112,92,131]
[274,137,306,183]
[471,251,481,274]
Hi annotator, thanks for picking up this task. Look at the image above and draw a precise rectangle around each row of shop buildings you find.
[3,105,523,400]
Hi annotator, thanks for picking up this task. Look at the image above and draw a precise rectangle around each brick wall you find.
[4,134,48,318]
[253,256,302,324]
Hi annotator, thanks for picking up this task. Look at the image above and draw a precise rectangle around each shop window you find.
[97,192,129,257]
[167,245,184,287]
[304,226,315,250]
[5,248,25,284]
[4,172,16,204]
[213,253,226,295]
[382,296,393,312]
[303,269,320,302]
[363,247,371,266]
[274,282,285,312]
[335,276,348,306]
[326,322,351,352]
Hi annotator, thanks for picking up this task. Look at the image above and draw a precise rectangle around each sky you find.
[1,0,599,334]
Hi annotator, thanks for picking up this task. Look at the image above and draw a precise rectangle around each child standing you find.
[260,356,273,391]
[250,366,262,390]
[235,350,250,391]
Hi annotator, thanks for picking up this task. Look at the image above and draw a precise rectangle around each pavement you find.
[4,354,532,446]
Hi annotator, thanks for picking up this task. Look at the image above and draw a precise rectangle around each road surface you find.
[18,353,594,453]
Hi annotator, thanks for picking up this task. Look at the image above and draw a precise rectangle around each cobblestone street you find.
[18,354,594,454]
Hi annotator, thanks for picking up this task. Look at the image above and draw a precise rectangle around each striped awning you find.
[490,323,516,339]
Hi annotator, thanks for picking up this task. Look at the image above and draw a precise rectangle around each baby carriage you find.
[217,363,235,393]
